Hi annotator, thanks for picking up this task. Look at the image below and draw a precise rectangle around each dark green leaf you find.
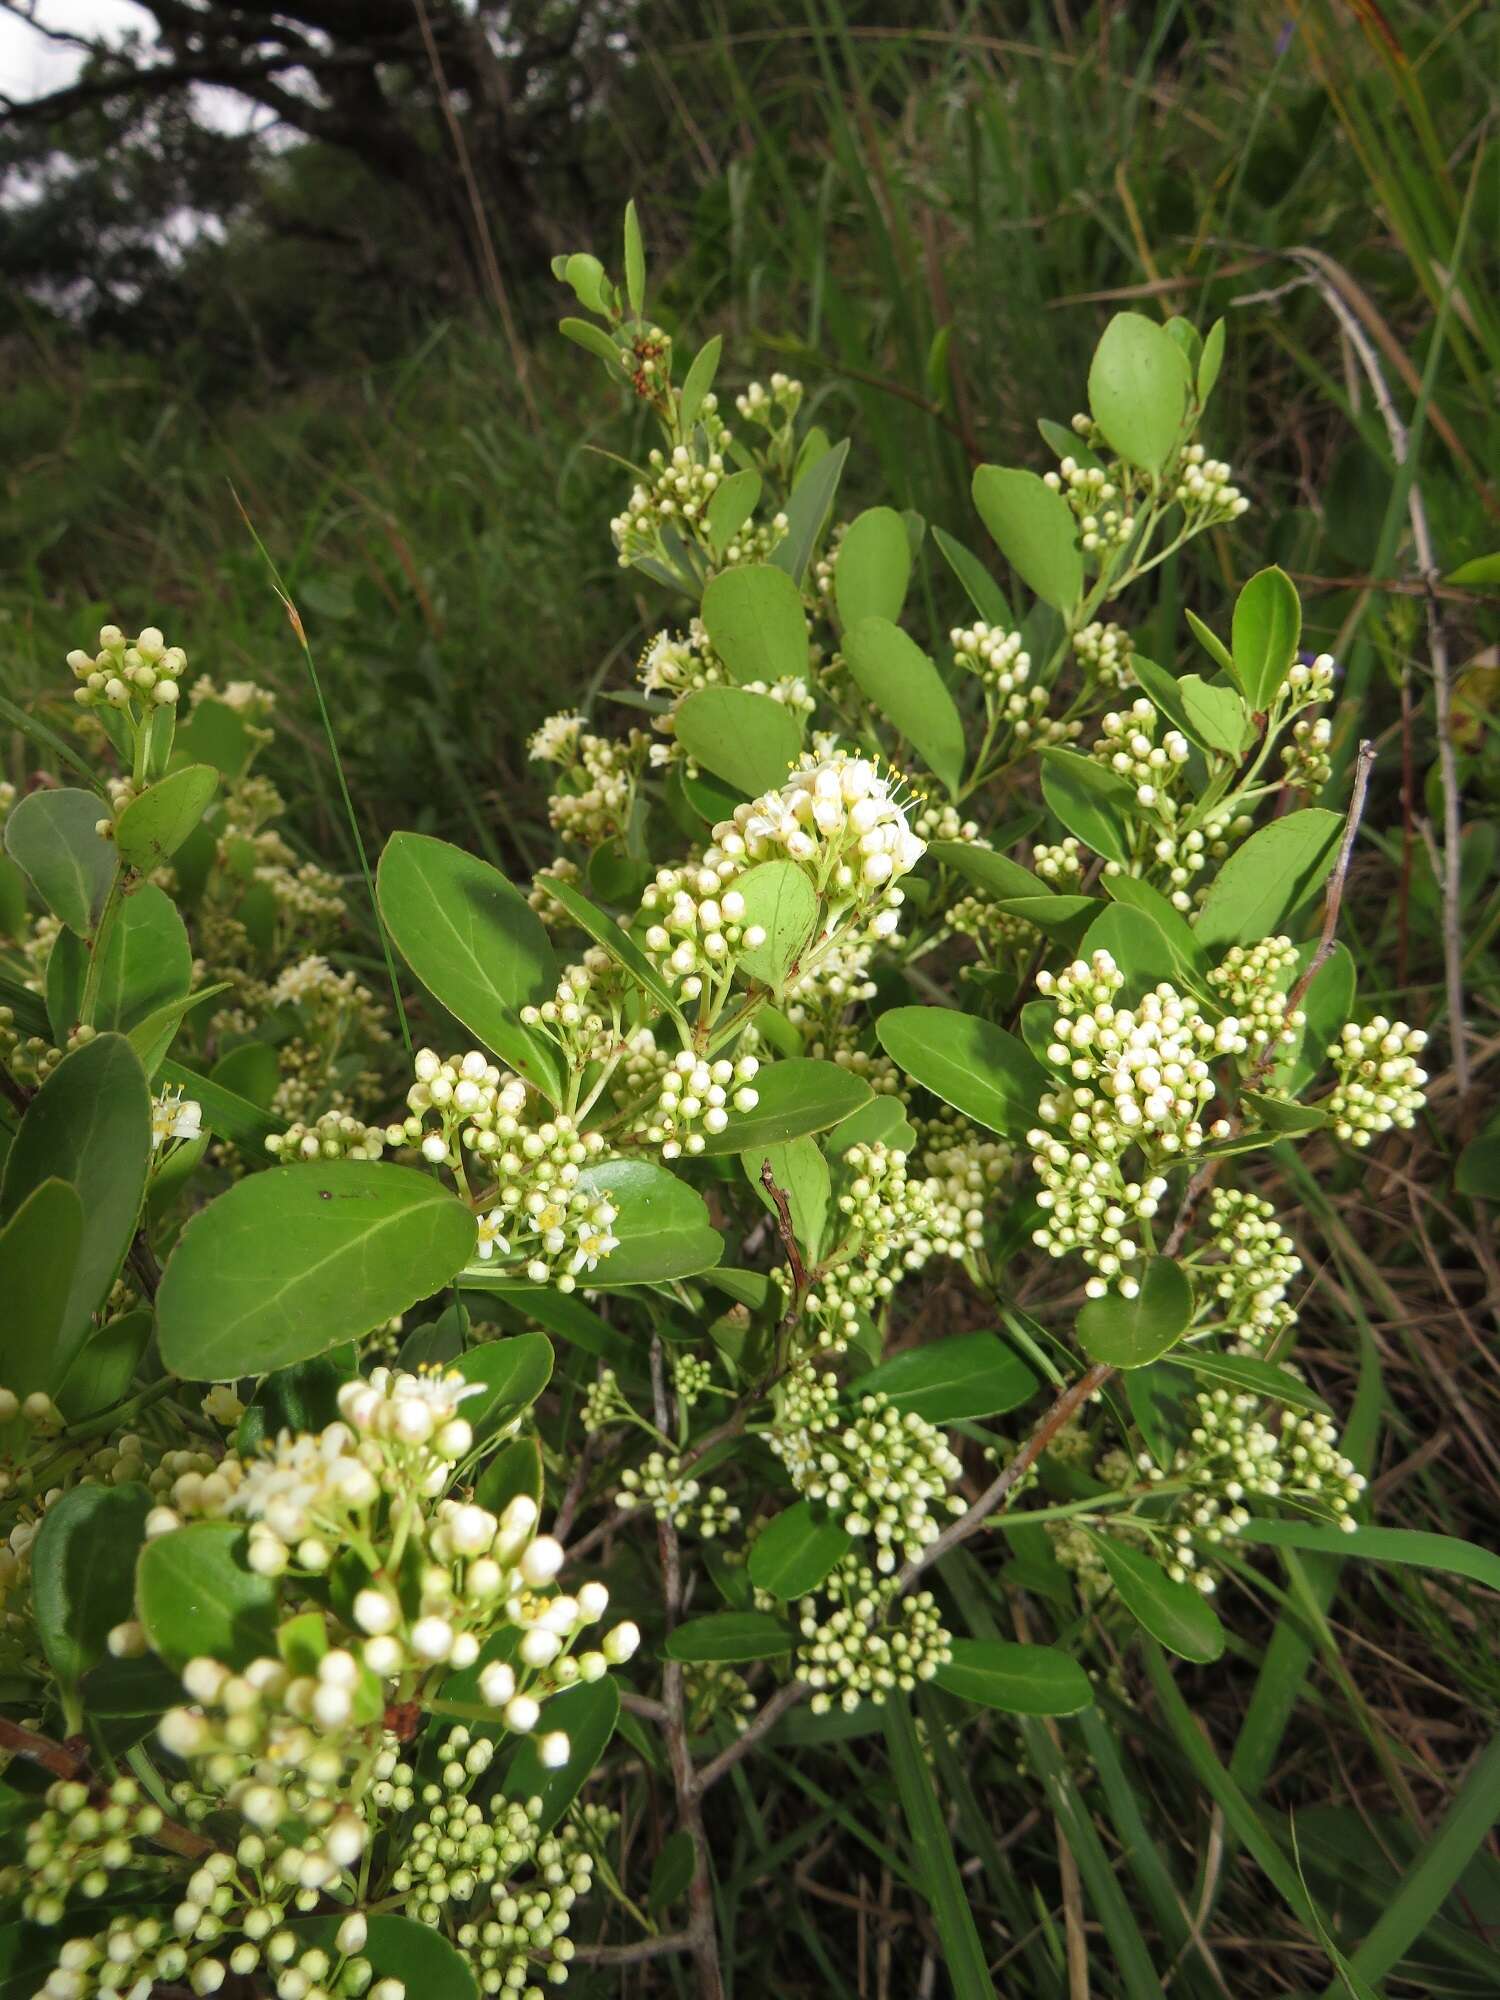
[772,439,850,585]
[114,765,218,871]
[559,316,621,368]
[1231,566,1301,710]
[55,1308,153,1422]
[575,1158,721,1284]
[33,1484,152,1695]
[700,563,808,684]
[1092,1535,1225,1661]
[673,686,800,798]
[544,875,686,1027]
[293,1917,475,2000]
[742,1137,829,1262]
[622,200,645,315]
[0,1179,84,1403]
[843,617,965,797]
[664,1612,791,1663]
[971,464,1083,611]
[91,883,192,1046]
[1170,1349,1331,1414]
[701,1057,869,1155]
[649,1829,697,1911]
[932,525,1011,626]
[1076,1258,1193,1368]
[453,1334,553,1442]
[927,839,1049,901]
[747,1502,853,1599]
[733,859,818,992]
[160,1057,278,1147]
[859,1331,1037,1421]
[505,1675,620,1831]
[475,1436,544,1518]
[679,335,722,428]
[934,1638,1092,1715]
[705,468,762,559]
[136,1521,278,1670]
[877,1005,1047,1137]
[3,788,116,938]
[157,1160,477,1378]
[1192,809,1342,949]
[835,507,912,629]
[1087,312,1190,474]
[1040,747,1134,864]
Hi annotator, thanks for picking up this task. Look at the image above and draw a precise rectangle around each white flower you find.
[151,1087,203,1150]
[527,710,586,764]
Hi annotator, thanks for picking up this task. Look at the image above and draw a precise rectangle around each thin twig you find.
[572,1932,696,1966]
[0,1719,214,1861]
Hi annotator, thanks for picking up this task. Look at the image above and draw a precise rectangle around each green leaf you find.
[33,1485,152,1702]
[1455,1133,1500,1200]
[378,832,561,1100]
[673,686,800,798]
[649,1829,697,1912]
[544,874,686,1026]
[4,788,116,938]
[0,1179,84,1404]
[927,839,1049,901]
[1184,608,1235,676]
[934,1638,1092,1715]
[971,464,1083,611]
[1092,1535,1225,1661]
[453,1334,553,1443]
[1236,1520,1500,1595]
[1102,873,1209,975]
[742,1136,829,1262]
[772,439,850,585]
[733,858,818,992]
[125,979,232,1079]
[0,1033,151,1376]
[505,1675,620,1831]
[705,467,763,560]
[664,1611,791,1663]
[159,1057,278,1147]
[574,1158,721,1284]
[622,198,646,316]
[455,1280,635,1373]
[136,1521,279,1671]
[1192,808,1342,949]
[1179,675,1253,755]
[835,507,912,629]
[859,1331,1037,1422]
[748,1502,853,1599]
[90,882,192,1044]
[679,334,722,428]
[700,563,808,684]
[826,1094,916,1156]
[1087,312,1191,474]
[1168,1348,1330,1414]
[1076,1258,1193,1368]
[55,1307,153,1422]
[157,1160,477,1378]
[114,765,218,871]
[1271,938,1355,1097]
[1040,747,1134,864]
[883,1695,996,2000]
[562,253,610,313]
[475,1436,544,1518]
[876,1005,1047,1138]
[293,1917,476,2000]
[1445,551,1500,588]
[559,316,621,369]
[842,617,966,797]
[932,525,1012,626]
[700,1057,869,1155]
[1080,904,1180,991]
[1231,566,1302,710]
[1198,317,1226,403]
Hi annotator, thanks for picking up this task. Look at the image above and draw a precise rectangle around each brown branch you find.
[760,1158,808,1294]
[0,1718,214,1861]
[572,1932,696,1966]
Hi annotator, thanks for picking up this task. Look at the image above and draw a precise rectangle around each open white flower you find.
[151,1087,203,1150]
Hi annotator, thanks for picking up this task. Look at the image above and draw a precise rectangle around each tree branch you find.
[0,1718,215,1861]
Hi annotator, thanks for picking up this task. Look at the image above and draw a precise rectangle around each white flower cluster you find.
[5,1777,163,1924]
[520,958,620,1071]
[638,623,719,698]
[616,1450,741,1539]
[1170,443,1249,521]
[795,1556,952,1715]
[530,719,651,849]
[267,1109,385,1163]
[1074,620,1133,690]
[1207,936,1305,1055]
[21,1903,398,2000]
[735,372,803,428]
[1043,450,1136,553]
[1033,836,1084,886]
[1030,951,1244,1295]
[919,1113,1014,1250]
[1092,697,1190,798]
[715,752,925,915]
[611,1028,760,1158]
[951,621,1074,750]
[1326,1018,1428,1145]
[1202,1187,1301,1351]
[1136,1389,1366,1587]
[638,866,769,1005]
[68,622,187,713]
[769,1384,964,1571]
[782,935,879,1039]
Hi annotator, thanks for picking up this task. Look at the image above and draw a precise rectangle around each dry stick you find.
[1295,259,1471,1115]
[648,1336,725,2000]
[573,1932,697,1967]
[693,748,1381,1804]
[0,1717,214,1862]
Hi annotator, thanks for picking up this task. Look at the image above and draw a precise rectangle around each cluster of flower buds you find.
[1207,935,1305,1055]
[520,958,620,1071]
[4,1777,162,1924]
[68,623,187,713]
[1170,442,1249,522]
[1201,1188,1302,1351]
[266,1110,384,1163]
[1092,698,1191,798]
[735,372,803,428]
[794,1556,951,1714]
[1282,714,1333,793]
[616,1036,761,1159]
[1075,620,1133,689]
[1326,1017,1428,1145]
[1032,836,1085,886]
[616,1450,741,1539]
[638,865,769,1005]
[1045,439,1136,554]
[530,718,651,850]
[769,1386,964,1571]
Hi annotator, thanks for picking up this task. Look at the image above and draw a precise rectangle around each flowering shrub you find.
[0,206,1450,1996]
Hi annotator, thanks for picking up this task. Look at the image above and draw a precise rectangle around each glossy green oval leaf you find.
[622,199,645,315]
[559,315,621,368]
[160,1057,278,1147]
[934,1638,1092,1715]
[1091,1534,1225,1662]
[0,1178,84,1404]
[92,882,192,1044]
[114,765,219,872]
[377,832,561,1100]
[1198,317,1226,403]
[0,1033,151,1376]
[1192,809,1342,950]
[157,1160,477,1378]
[859,1330,1037,1422]
[706,467,763,560]
[842,617,965,798]
[932,525,1011,626]
[836,507,912,629]
[33,1484,152,1700]
[876,1005,1047,1138]
[575,1158,721,1284]
[927,839,1050,901]
[742,1136,829,1264]
[504,1675,620,1831]
[1235,1520,1500,1595]
[1169,1349,1331,1415]
[747,1501,853,1600]
[1040,747,1134,865]
[453,1334,553,1443]
[292,1916,476,2000]
[701,563,808,684]
[1087,312,1191,475]
[674,686,800,799]
[3,787,116,938]
[733,858,818,992]
[701,1056,869,1155]
[1075,1257,1193,1368]
[1102,872,1209,975]
[1231,566,1301,711]
[475,1435,545,1518]
[136,1520,279,1671]
[664,1611,792,1663]
[679,334,722,429]
[55,1307,153,1423]
[971,465,1082,612]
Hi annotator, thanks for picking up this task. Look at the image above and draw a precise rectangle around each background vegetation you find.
[2,0,1497,1990]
